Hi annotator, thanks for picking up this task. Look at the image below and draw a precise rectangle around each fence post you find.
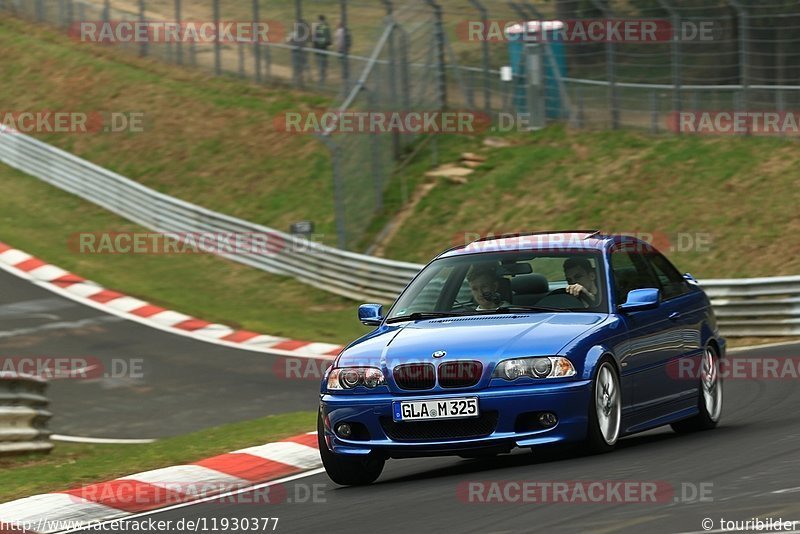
[381,1,400,159]
[727,0,748,114]
[238,39,245,78]
[657,0,681,131]
[650,91,659,134]
[35,0,43,22]
[468,0,491,113]
[318,135,347,250]
[138,0,147,57]
[252,0,261,82]
[588,0,619,129]
[367,89,385,213]
[423,0,447,109]
[339,0,350,94]
[398,27,411,110]
[212,0,221,75]
[66,0,73,28]
[292,1,306,88]
[103,0,110,23]
[175,0,182,65]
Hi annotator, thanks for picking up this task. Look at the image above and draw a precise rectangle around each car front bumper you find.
[320,379,592,457]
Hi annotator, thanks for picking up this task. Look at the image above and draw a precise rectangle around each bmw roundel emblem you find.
[432,350,447,359]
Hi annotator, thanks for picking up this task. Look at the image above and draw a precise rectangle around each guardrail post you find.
[0,374,53,455]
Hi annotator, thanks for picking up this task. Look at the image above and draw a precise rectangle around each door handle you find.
[668,311,682,321]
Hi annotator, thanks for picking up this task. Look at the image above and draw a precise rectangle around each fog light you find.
[336,423,352,438]
[538,412,558,427]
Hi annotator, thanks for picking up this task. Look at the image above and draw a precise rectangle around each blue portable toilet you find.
[505,21,567,120]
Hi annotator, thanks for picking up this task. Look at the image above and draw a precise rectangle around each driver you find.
[467,266,510,311]
[563,257,600,307]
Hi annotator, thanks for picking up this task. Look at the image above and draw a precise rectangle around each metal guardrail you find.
[1,123,799,337]
[0,373,53,454]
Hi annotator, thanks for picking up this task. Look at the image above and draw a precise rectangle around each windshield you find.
[387,250,608,321]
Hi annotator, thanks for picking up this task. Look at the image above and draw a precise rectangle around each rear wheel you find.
[671,345,722,433]
[585,359,621,454]
[317,412,385,486]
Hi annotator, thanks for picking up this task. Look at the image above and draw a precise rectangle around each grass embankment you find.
[0,411,316,503]
[377,127,800,280]
[1,16,799,346]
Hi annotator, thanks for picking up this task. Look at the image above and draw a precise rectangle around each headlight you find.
[327,367,386,390]
[492,357,575,380]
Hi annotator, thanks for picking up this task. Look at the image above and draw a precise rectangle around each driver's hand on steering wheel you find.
[566,283,595,301]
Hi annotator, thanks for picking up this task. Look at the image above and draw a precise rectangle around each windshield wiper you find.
[385,311,468,324]
[491,305,568,313]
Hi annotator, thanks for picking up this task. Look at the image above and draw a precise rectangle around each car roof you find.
[437,230,623,258]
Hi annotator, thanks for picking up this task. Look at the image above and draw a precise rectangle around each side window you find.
[644,251,691,300]
[610,247,660,304]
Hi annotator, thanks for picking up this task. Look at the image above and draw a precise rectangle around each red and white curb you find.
[0,241,342,360]
[0,432,321,534]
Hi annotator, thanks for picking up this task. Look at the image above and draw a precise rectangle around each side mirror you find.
[683,272,698,284]
[618,288,660,313]
[358,304,384,326]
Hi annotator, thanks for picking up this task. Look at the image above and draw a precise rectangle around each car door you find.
[610,245,686,430]
[641,249,706,402]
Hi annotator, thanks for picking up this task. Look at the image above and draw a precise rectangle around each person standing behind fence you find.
[313,15,332,84]
[334,21,351,56]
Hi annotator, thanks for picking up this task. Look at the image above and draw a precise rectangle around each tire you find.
[671,345,723,433]
[317,412,385,486]
[584,359,622,454]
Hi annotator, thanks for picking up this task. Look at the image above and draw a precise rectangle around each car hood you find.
[338,313,607,368]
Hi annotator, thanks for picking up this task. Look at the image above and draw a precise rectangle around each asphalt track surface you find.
[6,267,800,532]
[0,269,320,438]
[111,345,800,533]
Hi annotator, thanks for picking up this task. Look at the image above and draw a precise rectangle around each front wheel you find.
[317,413,385,486]
[584,359,622,454]
[671,345,723,433]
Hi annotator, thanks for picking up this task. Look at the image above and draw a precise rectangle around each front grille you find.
[394,363,436,390]
[381,411,498,441]
[438,361,483,388]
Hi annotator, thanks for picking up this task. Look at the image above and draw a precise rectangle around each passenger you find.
[563,257,600,307]
[467,266,510,311]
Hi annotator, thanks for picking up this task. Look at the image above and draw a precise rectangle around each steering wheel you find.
[537,290,585,308]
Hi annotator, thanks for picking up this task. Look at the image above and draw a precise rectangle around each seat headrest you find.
[511,274,549,295]
[497,277,512,301]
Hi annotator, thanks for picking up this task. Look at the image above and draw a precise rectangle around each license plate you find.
[393,397,479,422]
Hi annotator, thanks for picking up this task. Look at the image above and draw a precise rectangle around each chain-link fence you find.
[3,0,800,248]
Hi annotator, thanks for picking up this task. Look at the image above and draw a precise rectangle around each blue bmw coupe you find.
[318,231,724,485]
